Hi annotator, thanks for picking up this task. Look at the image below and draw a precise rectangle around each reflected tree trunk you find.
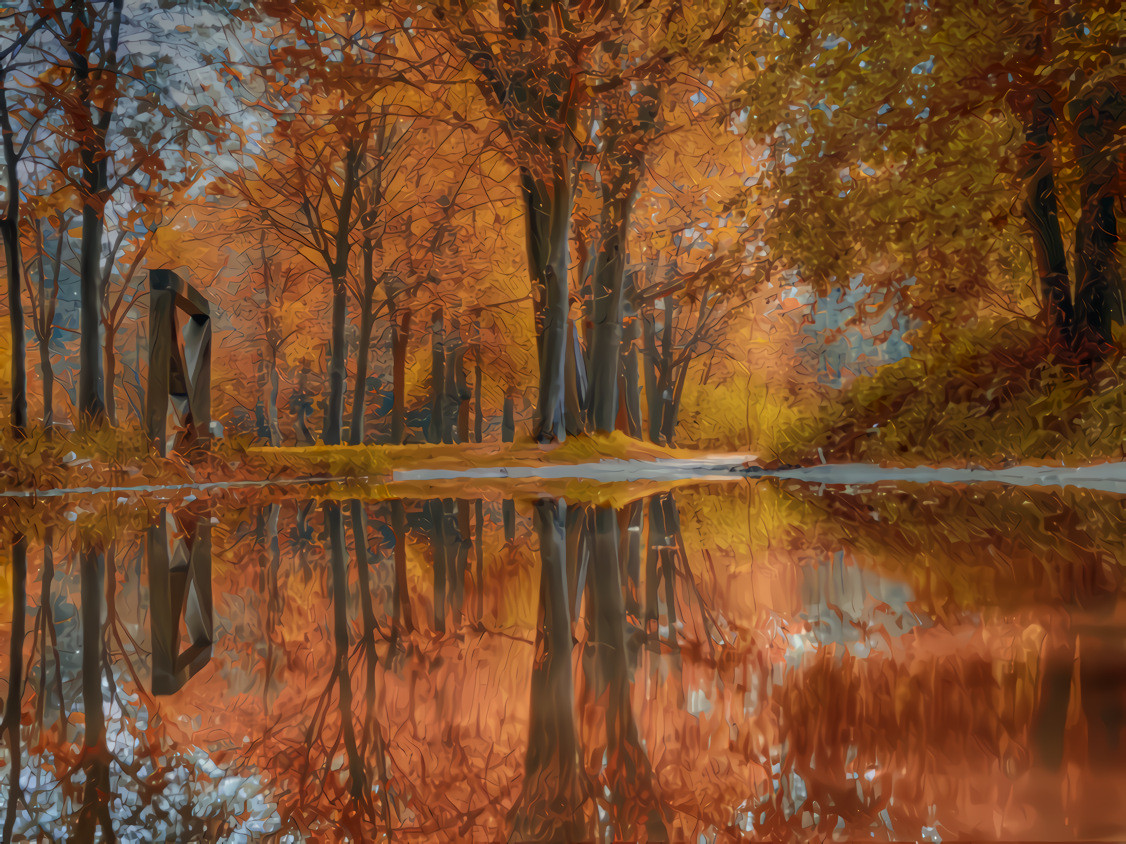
[262,504,281,709]
[474,499,484,623]
[2,532,26,841]
[565,505,590,619]
[508,498,586,841]
[325,502,367,805]
[454,499,472,618]
[643,493,680,646]
[503,498,516,544]
[349,500,393,829]
[77,543,113,841]
[391,500,414,635]
[621,501,644,671]
[428,499,447,634]
[36,528,61,729]
[644,496,665,639]
[584,506,668,840]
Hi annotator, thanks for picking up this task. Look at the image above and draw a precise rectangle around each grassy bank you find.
[803,320,1126,467]
[0,429,699,493]
[5,320,1126,493]
[241,431,699,478]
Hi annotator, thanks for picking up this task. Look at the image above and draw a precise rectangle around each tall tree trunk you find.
[564,320,586,435]
[1,78,26,439]
[39,338,54,433]
[1012,89,1074,346]
[473,336,483,443]
[524,158,573,443]
[0,218,25,438]
[587,193,633,432]
[428,308,445,444]
[322,272,348,445]
[650,297,678,444]
[618,304,641,437]
[449,332,470,444]
[295,364,314,445]
[255,354,269,440]
[349,307,375,446]
[349,242,378,446]
[391,308,411,445]
[103,326,118,427]
[264,345,280,446]
[68,0,123,428]
[77,153,107,426]
[443,328,465,444]
[641,312,661,443]
[1071,88,1124,351]
[663,356,693,447]
[320,139,362,445]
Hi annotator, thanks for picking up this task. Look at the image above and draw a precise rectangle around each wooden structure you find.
[146,269,211,456]
[146,506,213,695]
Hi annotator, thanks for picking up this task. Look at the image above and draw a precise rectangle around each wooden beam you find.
[150,269,210,317]
[148,270,213,456]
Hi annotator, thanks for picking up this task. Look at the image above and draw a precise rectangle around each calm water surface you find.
[2,478,1125,841]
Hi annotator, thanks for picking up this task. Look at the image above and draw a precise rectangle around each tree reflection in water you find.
[2,482,1126,840]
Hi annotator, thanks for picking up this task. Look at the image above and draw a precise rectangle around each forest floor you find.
[0,429,728,497]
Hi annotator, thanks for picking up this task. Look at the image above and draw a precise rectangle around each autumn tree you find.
[0,10,49,437]
[427,0,590,442]
[738,0,1126,362]
[22,170,72,432]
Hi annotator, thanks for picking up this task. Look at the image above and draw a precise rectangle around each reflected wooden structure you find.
[146,269,211,456]
[146,506,213,695]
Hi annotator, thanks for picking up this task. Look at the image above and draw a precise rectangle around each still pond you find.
[1,475,1125,841]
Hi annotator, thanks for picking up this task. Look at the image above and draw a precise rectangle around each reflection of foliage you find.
[6,483,1126,840]
[2,533,274,839]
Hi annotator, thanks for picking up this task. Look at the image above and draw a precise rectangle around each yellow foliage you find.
[813,319,1126,466]
[678,372,822,461]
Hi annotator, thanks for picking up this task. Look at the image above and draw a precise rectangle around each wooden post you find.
[147,270,212,457]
